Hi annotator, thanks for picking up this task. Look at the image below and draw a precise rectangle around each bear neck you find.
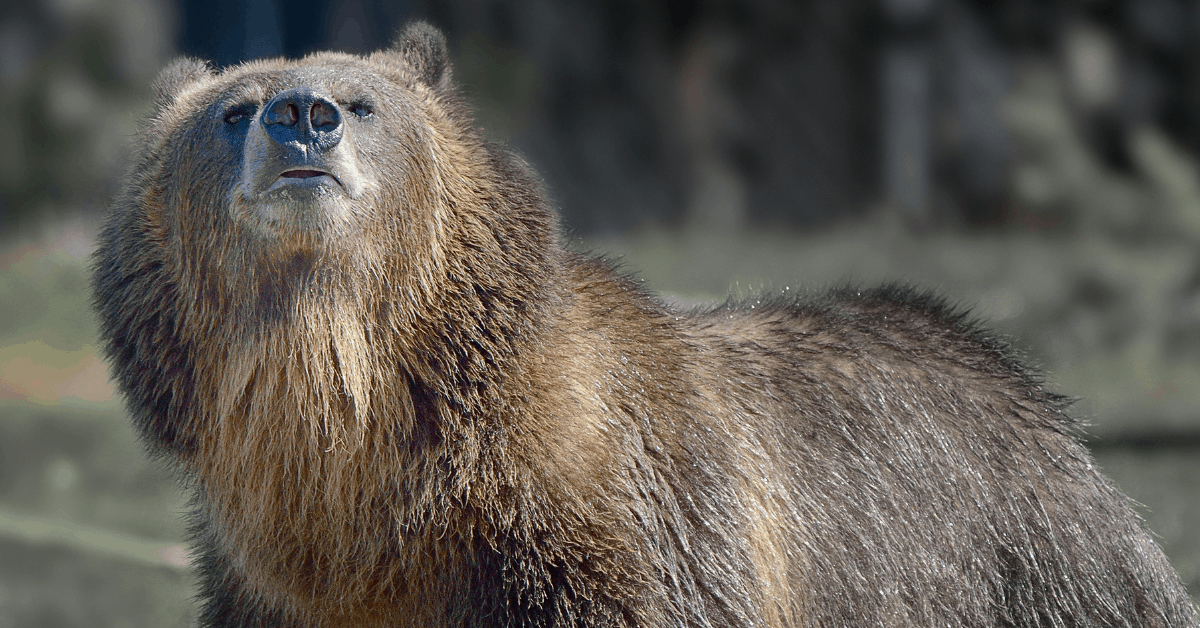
[190,229,563,473]
[181,205,566,608]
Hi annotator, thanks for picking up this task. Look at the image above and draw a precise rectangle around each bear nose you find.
[260,87,343,151]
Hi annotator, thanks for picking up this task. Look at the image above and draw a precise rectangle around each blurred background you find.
[1,0,1199,625]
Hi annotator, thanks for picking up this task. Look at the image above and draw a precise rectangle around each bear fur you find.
[92,21,1199,628]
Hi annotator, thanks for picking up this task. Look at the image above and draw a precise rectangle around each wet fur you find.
[93,22,1199,628]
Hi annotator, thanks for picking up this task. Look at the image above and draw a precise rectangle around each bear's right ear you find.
[152,58,212,111]
[392,21,451,90]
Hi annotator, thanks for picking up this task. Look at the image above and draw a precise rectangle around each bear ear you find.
[393,21,451,90]
[152,57,212,111]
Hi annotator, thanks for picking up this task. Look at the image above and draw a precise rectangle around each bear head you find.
[94,22,561,457]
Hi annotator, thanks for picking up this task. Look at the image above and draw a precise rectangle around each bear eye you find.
[223,104,255,125]
[346,101,374,118]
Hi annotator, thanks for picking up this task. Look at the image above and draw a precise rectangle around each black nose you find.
[260,87,343,151]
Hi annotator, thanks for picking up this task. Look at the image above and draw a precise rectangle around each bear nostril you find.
[311,100,339,130]
[264,101,299,127]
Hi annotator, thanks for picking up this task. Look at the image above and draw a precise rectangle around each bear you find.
[91,21,1198,628]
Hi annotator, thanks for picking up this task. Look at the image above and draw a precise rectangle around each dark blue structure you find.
[176,0,413,66]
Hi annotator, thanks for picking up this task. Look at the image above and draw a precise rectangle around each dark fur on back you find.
[92,21,1198,628]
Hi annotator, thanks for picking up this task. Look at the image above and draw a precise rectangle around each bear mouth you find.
[282,169,330,179]
[266,168,343,192]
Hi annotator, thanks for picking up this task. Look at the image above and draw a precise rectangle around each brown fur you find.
[93,22,1198,628]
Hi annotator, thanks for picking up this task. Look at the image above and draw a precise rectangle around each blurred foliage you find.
[1005,60,1200,242]
[452,34,542,142]
[0,0,170,231]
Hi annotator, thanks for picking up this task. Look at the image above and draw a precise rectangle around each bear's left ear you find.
[392,21,451,90]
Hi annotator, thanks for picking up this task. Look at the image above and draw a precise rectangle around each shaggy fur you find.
[92,21,1198,628]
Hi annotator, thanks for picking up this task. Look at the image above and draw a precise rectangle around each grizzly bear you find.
[92,21,1197,628]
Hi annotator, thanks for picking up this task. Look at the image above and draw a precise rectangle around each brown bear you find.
[92,21,1198,628]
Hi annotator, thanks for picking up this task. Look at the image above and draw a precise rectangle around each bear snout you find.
[235,83,372,214]
[261,87,344,154]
